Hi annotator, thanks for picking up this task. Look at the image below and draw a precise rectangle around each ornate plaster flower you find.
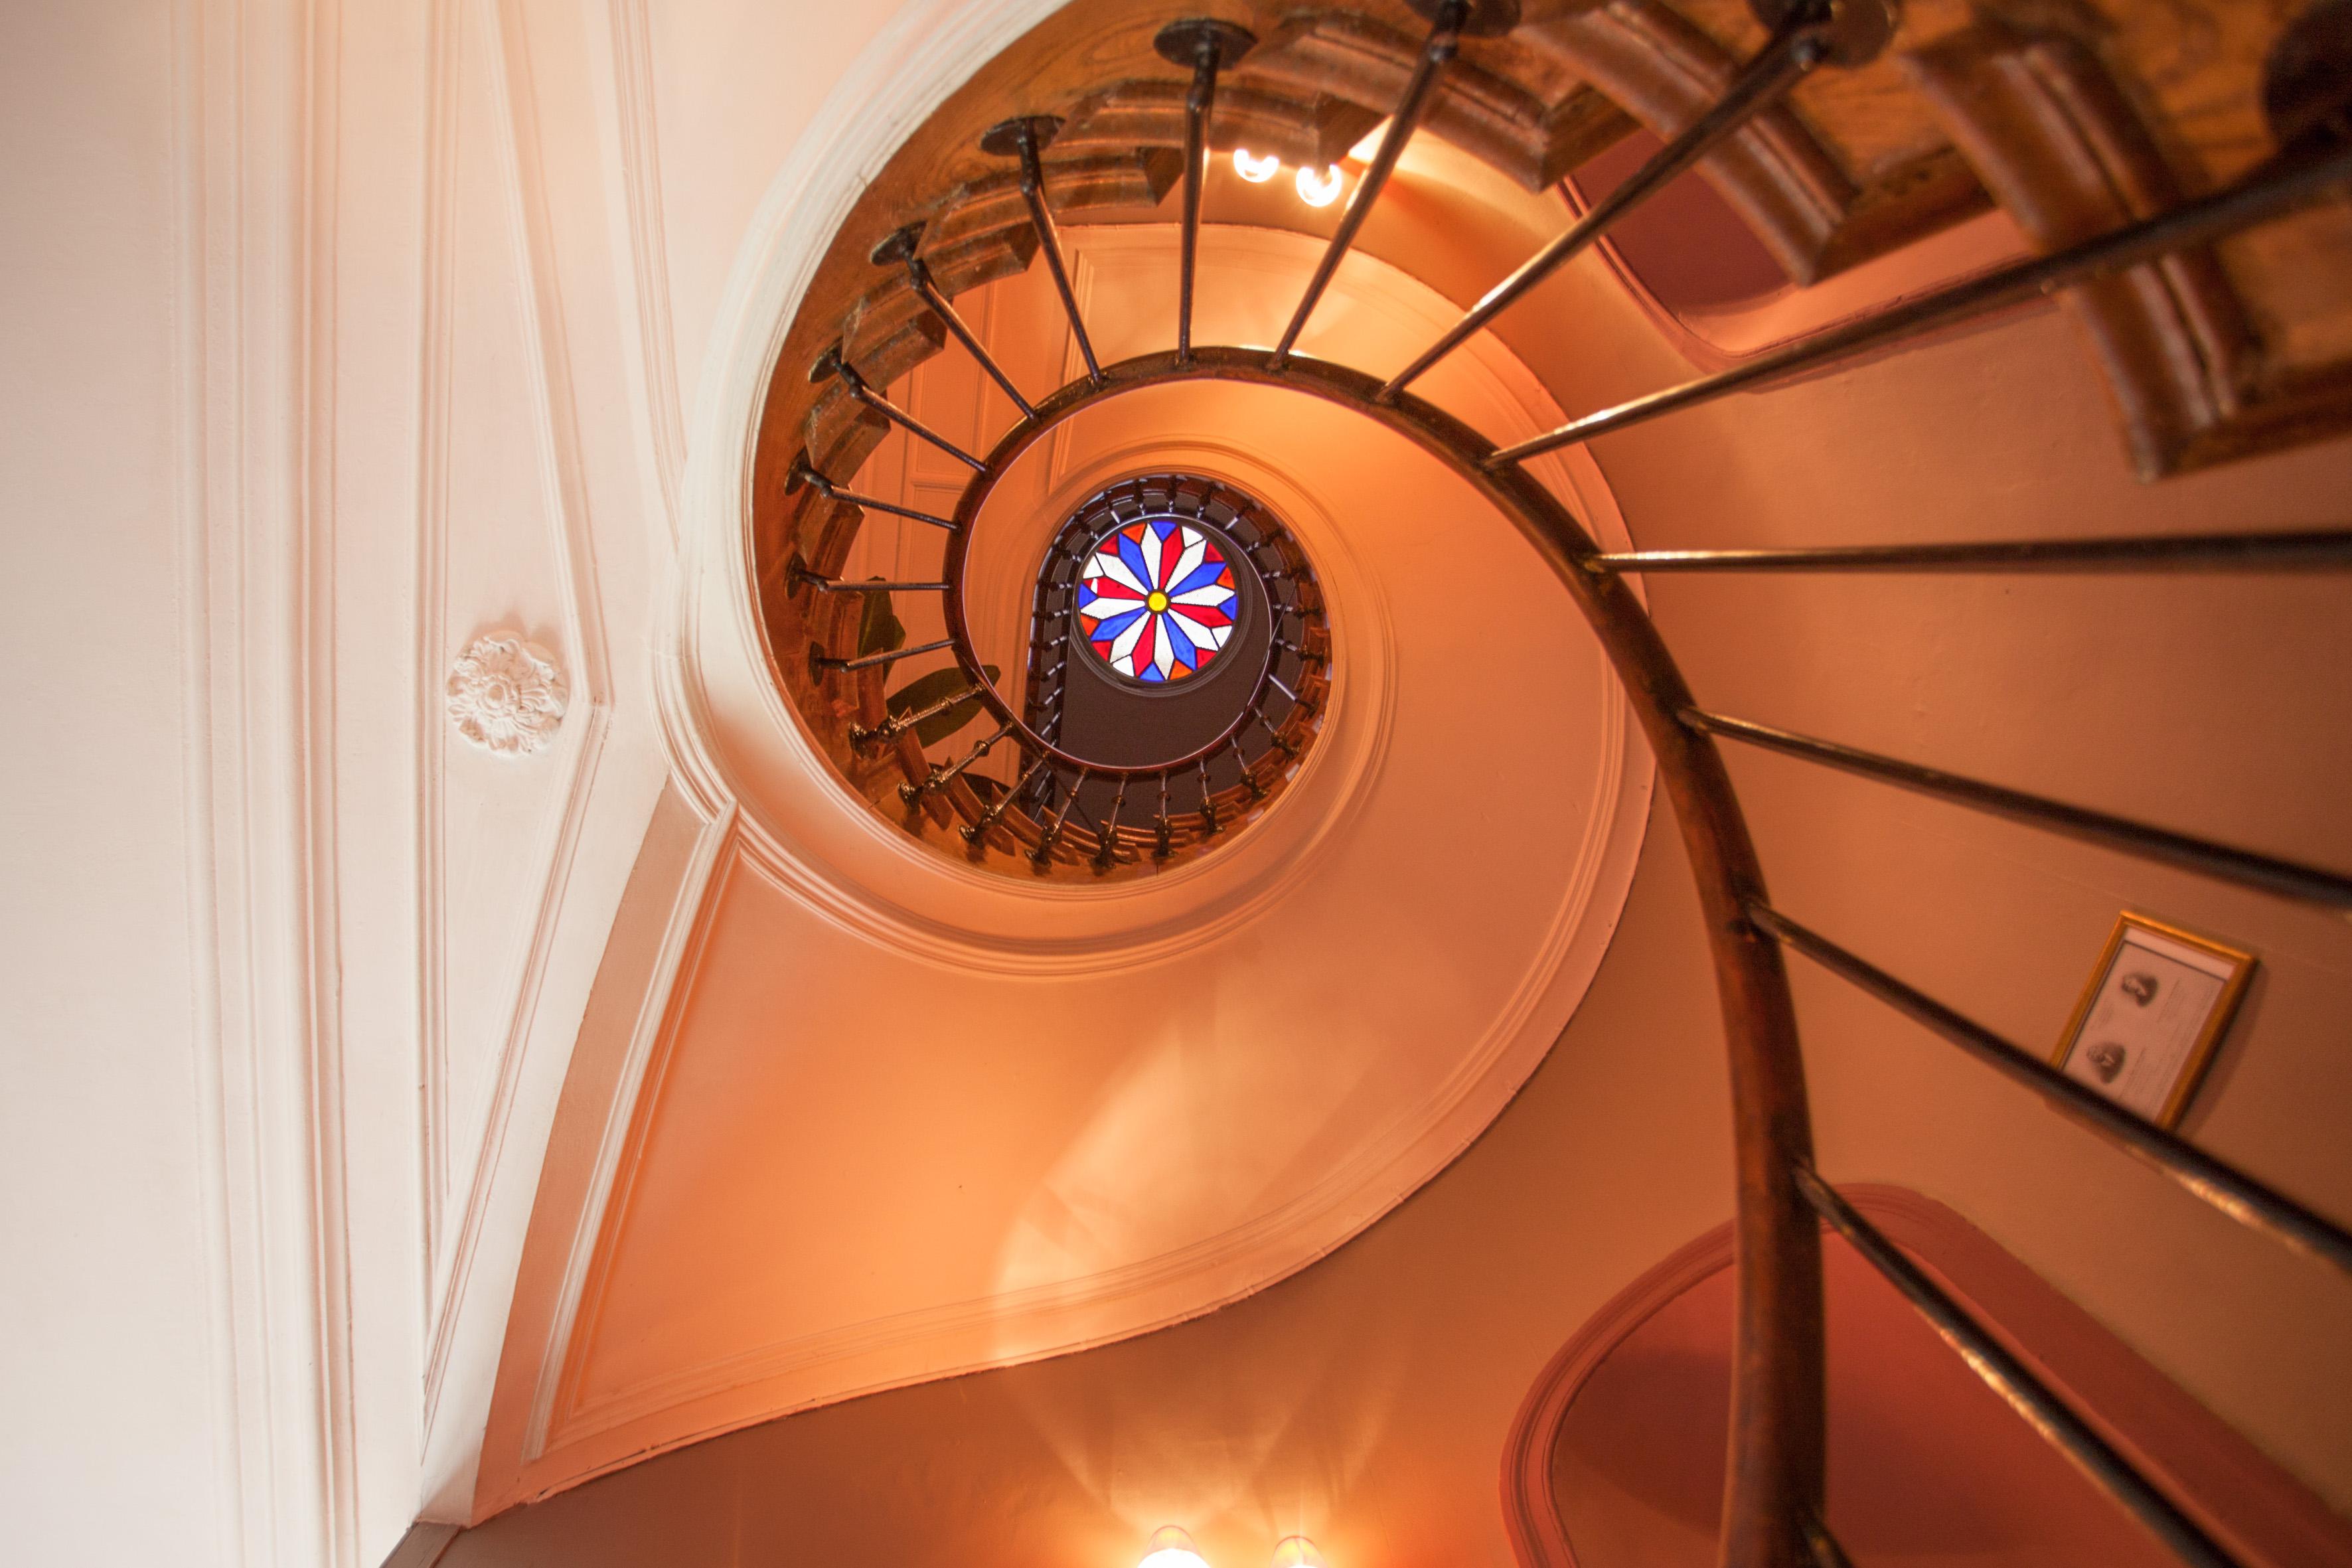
[445,633,568,756]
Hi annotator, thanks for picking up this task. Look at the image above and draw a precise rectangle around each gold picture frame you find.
[2052,913,2256,1129]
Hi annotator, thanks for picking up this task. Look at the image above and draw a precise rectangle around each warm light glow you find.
[1140,1526,1212,1568]
[1231,147,1281,183]
[1294,163,1344,207]
[1269,1539,1325,1568]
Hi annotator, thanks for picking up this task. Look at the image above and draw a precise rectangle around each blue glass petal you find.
[1162,615,1197,669]
[1168,560,1229,597]
[1117,531,1154,586]
[1090,607,1146,641]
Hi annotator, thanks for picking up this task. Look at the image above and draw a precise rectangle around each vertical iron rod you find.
[1269,1,1468,367]
[1686,708,2352,909]
[1488,139,2352,465]
[851,680,983,749]
[997,118,1103,384]
[822,351,986,471]
[1249,704,1300,755]
[1178,38,1217,363]
[902,719,1015,805]
[969,752,1050,844]
[1583,528,2352,574]
[1379,15,1834,399]
[789,455,960,530]
[1796,1169,2242,1568]
[1093,779,1131,870]
[876,226,1038,417]
[1751,902,2352,1275]
[793,570,952,593]
[814,636,955,673]
[1033,768,1089,864]
[1803,1518,1853,1568]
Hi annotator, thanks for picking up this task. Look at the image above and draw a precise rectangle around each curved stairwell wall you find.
[455,123,2352,1568]
[455,0,2352,1554]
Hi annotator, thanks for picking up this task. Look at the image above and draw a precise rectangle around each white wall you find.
[0,1,235,1561]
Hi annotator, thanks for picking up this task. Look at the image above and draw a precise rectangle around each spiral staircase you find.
[33,0,2347,1565]
[628,1,2352,1561]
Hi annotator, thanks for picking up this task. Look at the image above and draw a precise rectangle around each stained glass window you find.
[1074,518,1239,684]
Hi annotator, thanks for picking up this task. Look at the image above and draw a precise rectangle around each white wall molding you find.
[415,0,646,1516]
[175,0,358,1562]
[591,0,687,544]
[518,801,740,1463]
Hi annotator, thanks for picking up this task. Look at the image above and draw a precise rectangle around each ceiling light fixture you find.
[1269,1539,1326,1568]
[1139,1526,1212,1568]
[1294,163,1344,208]
[1232,147,1281,183]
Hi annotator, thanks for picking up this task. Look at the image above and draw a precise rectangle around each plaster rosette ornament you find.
[446,633,568,756]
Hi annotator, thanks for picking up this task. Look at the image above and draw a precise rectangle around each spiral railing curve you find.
[769,0,2352,1561]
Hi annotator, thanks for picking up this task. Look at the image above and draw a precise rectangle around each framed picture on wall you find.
[2053,914,2256,1128]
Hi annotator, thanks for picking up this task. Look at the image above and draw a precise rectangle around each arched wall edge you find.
[1498,1186,2352,1568]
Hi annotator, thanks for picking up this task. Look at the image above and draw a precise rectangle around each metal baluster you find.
[787,451,959,531]
[1272,634,1324,665]
[1796,1170,2241,1568]
[1248,704,1300,757]
[900,718,1014,806]
[982,115,1103,384]
[1197,755,1222,834]
[1270,0,1521,368]
[1155,19,1257,365]
[1265,668,1314,714]
[870,223,1037,418]
[1583,528,2352,574]
[1093,779,1131,871]
[792,567,952,594]
[1804,1518,1855,1568]
[813,637,955,674]
[1686,708,2352,910]
[1154,771,1176,859]
[967,751,1051,846]
[850,680,985,749]
[811,344,984,471]
[1032,768,1090,866]
[1751,902,2352,1275]
[1379,0,1887,400]
[1488,137,2352,466]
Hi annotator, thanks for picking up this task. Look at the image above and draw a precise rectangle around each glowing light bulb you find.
[1295,163,1344,207]
[1232,147,1281,183]
[1139,1526,1212,1568]
[1270,1539,1326,1568]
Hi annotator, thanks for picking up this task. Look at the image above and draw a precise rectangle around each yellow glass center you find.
[1146,589,1170,613]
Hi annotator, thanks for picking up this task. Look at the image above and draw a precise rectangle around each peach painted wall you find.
[444,789,1744,1568]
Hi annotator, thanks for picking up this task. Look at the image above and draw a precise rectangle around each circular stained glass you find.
[1074,518,1240,685]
